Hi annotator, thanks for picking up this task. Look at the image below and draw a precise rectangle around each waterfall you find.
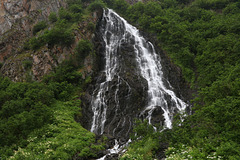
[90,9,186,136]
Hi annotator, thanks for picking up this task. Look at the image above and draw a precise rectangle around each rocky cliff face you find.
[0,0,67,62]
[0,0,67,81]
[0,0,100,81]
[0,0,66,35]
[0,16,98,81]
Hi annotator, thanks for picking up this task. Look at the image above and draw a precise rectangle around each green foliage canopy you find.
[105,0,240,159]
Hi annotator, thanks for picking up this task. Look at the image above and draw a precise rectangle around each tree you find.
[33,21,47,35]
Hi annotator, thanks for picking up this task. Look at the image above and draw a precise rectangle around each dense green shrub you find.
[102,0,114,7]
[27,22,74,50]
[0,51,98,159]
[67,0,82,5]
[87,22,96,31]
[0,80,54,147]
[88,0,106,11]
[75,40,93,57]
[121,120,160,160]
[45,64,82,84]
[0,1,104,159]
[69,4,83,13]
[110,0,240,159]
[0,100,104,160]
[177,0,192,4]
[32,21,47,35]
[45,26,74,47]
[223,2,240,14]
[73,39,93,66]
[22,59,32,70]
[28,36,45,50]
[59,8,74,21]
[81,0,94,3]
[104,0,129,15]
[26,2,87,50]
[49,12,58,23]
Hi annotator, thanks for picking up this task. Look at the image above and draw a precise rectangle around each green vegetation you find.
[24,0,89,50]
[24,0,103,51]
[48,12,58,23]
[22,59,33,70]
[0,78,55,158]
[88,0,106,12]
[121,120,160,160]
[74,39,93,66]
[2,0,240,159]
[0,0,105,159]
[6,101,104,160]
[33,21,47,35]
[0,62,3,69]
[87,21,96,31]
[26,19,75,50]
[0,58,104,159]
[101,0,240,159]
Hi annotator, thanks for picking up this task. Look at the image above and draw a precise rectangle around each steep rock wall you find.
[0,16,98,81]
[0,0,66,35]
[0,0,101,81]
[0,0,66,63]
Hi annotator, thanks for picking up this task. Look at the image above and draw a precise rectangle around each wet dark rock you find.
[79,92,93,130]
[81,9,192,160]
[81,9,149,139]
[105,154,119,160]
[155,142,169,160]
[151,107,165,125]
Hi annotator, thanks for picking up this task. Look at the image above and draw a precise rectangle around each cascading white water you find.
[91,8,186,134]
[90,8,130,134]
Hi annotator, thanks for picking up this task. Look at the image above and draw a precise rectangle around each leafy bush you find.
[69,4,83,13]
[88,0,106,11]
[26,0,97,50]
[0,1,104,159]
[121,120,160,160]
[45,26,74,47]
[113,0,129,13]
[0,62,3,69]
[27,23,74,50]
[45,64,82,84]
[87,22,96,31]
[177,0,192,4]
[223,2,240,14]
[32,21,47,35]
[192,0,229,10]
[49,12,58,23]
[217,141,240,159]
[3,101,104,160]
[105,0,129,15]
[67,0,83,5]
[112,0,240,159]
[59,8,74,21]
[73,39,93,67]
[0,80,55,147]
[22,59,32,70]
[82,0,94,3]
[28,36,45,50]
[102,0,114,7]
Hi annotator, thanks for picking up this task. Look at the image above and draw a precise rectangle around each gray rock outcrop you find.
[0,0,66,63]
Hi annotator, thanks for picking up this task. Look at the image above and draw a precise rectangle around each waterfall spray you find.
[91,9,186,135]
